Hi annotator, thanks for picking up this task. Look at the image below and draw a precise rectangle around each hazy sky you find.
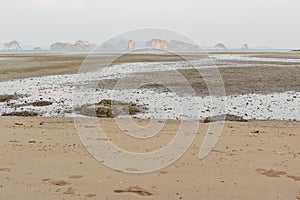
[1,0,299,49]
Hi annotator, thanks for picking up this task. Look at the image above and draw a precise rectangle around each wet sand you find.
[0,53,189,81]
[98,66,300,95]
[0,52,299,95]
[0,117,299,199]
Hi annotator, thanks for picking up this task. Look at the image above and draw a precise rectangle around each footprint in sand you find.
[257,169,300,181]
[44,179,71,186]
[85,194,97,198]
[42,179,75,195]
[256,168,286,177]
[159,170,168,175]
[68,175,83,179]
[114,186,153,196]
[0,168,11,172]
[286,175,300,181]
[63,187,76,195]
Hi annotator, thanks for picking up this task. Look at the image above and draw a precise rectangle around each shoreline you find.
[1,52,300,83]
[0,53,299,120]
[0,115,298,121]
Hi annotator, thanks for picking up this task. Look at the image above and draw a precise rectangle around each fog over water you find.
[1,0,300,49]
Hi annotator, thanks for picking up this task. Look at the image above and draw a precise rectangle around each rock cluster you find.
[168,40,199,51]
[203,114,248,123]
[146,39,168,50]
[31,101,53,107]
[2,41,22,50]
[99,43,116,51]
[76,99,141,118]
[0,94,17,102]
[54,39,200,51]
[127,40,136,50]
[241,44,250,50]
[2,111,38,117]
[50,40,94,50]
[214,43,227,50]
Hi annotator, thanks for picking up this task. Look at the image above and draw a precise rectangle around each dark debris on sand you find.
[0,94,19,102]
[203,114,248,123]
[2,111,39,117]
[31,101,53,107]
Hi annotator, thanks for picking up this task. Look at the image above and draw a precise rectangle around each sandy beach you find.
[2,0,300,198]
[0,117,299,199]
[0,52,299,199]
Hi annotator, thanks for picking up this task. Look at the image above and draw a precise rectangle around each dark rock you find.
[0,94,17,102]
[14,122,23,126]
[203,114,248,123]
[99,99,114,105]
[31,101,53,107]
[251,130,260,133]
[128,105,140,115]
[2,111,38,117]
[76,99,141,118]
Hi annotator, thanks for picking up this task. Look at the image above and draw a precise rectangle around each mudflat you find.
[0,53,187,81]
[0,53,299,95]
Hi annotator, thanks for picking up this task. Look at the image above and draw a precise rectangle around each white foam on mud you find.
[211,54,300,63]
[0,58,299,120]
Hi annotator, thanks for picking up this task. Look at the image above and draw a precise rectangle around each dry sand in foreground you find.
[0,117,299,199]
